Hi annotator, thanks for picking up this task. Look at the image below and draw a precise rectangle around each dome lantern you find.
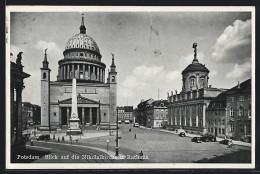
[79,14,86,34]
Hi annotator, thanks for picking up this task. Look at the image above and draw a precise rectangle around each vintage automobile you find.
[179,132,186,137]
[133,123,139,127]
[191,137,202,143]
[36,134,50,141]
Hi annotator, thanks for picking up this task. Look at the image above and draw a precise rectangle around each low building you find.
[147,100,168,128]
[117,106,133,123]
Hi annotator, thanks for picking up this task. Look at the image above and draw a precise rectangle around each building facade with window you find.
[147,100,168,128]
[117,106,134,123]
[226,79,251,142]
[137,98,154,126]
[41,16,117,128]
[22,102,41,128]
[206,79,251,141]
[167,43,226,135]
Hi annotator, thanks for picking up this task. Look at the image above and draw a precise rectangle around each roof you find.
[182,62,209,75]
[227,79,251,94]
[207,91,227,109]
[150,100,168,107]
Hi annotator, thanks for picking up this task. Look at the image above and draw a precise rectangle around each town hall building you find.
[40,15,117,128]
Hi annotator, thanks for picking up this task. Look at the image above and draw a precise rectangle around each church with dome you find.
[40,15,117,129]
[167,43,226,134]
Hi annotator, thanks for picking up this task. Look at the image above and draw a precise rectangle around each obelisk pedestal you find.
[66,78,82,135]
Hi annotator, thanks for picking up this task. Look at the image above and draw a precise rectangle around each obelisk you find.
[66,78,82,135]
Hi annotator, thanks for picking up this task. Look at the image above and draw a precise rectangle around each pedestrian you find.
[138,151,143,160]
[151,127,153,131]
[134,133,136,139]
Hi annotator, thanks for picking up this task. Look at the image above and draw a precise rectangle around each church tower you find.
[109,54,117,124]
[41,49,51,126]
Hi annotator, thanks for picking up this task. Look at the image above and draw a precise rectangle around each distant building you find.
[206,79,251,142]
[22,102,41,127]
[117,106,133,123]
[147,100,168,128]
[137,98,154,126]
[167,43,226,135]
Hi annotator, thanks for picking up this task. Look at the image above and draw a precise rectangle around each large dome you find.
[65,33,100,53]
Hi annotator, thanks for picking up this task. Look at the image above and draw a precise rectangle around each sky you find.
[9,10,252,108]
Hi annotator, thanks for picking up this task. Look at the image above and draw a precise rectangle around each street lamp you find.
[115,107,119,156]
[106,139,109,152]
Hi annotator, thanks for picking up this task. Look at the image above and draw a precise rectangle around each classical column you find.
[174,107,177,125]
[203,104,206,128]
[82,107,85,125]
[170,107,173,125]
[179,107,182,126]
[92,66,96,80]
[60,66,63,80]
[83,64,86,80]
[72,64,75,78]
[189,105,192,127]
[97,67,100,81]
[67,107,70,125]
[67,64,70,79]
[88,65,91,80]
[63,65,66,80]
[103,69,105,82]
[97,107,100,124]
[89,107,93,125]
[77,64,80,79]
[16,85,23,143]
[184,106,187,126]
[100,69,103,83]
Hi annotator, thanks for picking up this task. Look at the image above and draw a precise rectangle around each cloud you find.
[210,70,217,76]
[212,19,251,64]
[118,64,182,106]
[226,61,251,79]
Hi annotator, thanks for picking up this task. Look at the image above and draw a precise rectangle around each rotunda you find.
[181,43,210,91]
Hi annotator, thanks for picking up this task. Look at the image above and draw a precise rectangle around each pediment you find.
[59,94,99,104]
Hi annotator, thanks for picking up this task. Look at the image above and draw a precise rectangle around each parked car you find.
[36,134,50,141]
[22,133,31,142]
[133,123,139,127]
[191,137,202,143]
[206,135,217,142]
[219,139,232,145]
[124,120,130,124]
[201,136,210,142]
[179,132,186,137]
[118,120,122,124]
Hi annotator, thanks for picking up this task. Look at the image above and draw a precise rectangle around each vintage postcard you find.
[6,6,255,169]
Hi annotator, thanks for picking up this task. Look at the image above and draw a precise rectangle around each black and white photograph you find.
[6,6,255,169]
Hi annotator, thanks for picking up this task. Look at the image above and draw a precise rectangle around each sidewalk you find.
[140,126,251,147]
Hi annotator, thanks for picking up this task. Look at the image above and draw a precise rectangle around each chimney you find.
[237,81,240,89]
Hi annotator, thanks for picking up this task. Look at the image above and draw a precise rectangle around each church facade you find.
[40,16,117,128]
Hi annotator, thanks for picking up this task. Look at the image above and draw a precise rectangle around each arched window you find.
[191,78,195,86]
[43,72,46,79]
[112,76,115,82]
